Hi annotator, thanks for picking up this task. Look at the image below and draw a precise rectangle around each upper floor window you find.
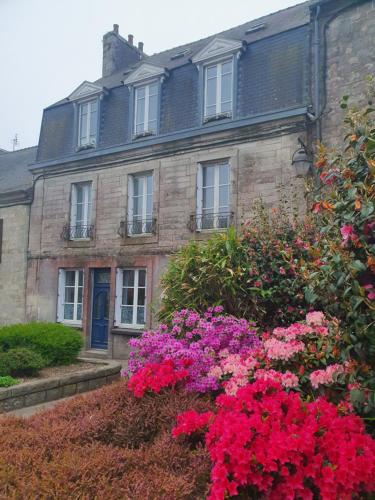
[127,172,153,235]
[196,161,231,230]
[78,99,98,148]
[70,182,92,239]
[134,83,158,136]
[204,60,233,121]
[57,269,84,325]
[115,268,147,328]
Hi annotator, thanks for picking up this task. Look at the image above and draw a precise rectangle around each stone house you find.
[0,147,37,324]
[2,0,375,358]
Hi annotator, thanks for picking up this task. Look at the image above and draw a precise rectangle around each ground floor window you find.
[57,269,84,324]
[115,268,146,328]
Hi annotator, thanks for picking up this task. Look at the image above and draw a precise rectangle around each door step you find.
[81,349,109,360]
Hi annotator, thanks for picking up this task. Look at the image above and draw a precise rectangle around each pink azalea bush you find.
[127,307,260,392]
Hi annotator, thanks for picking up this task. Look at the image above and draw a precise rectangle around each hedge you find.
[0,322,83,366]
[0,380,213,498]
[0,348,45,377]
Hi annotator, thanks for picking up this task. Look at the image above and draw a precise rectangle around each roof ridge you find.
[1,145,38,154]
[146,0,311,59]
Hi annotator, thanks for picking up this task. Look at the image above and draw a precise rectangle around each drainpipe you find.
[313,4,322,142]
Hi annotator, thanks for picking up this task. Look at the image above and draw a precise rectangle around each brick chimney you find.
[102,25,143,78]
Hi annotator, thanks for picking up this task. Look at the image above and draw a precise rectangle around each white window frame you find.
[115,268,147,329]
[127,172,153,236]
[204,58,233,119]
[134,83,158,135]
[57,269,84,326]
[78,99,98,148]
[70,182,92,239]
[196,161,230,231]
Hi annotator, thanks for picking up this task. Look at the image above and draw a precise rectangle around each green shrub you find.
[0,348,45,377]
[0,375,19,387]
[159,203,316,329]
[0,322,83,366]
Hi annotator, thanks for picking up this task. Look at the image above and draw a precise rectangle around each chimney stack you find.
[102,26,142,77]
[138,41,144,52]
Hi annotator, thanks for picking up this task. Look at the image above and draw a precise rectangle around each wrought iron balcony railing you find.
[61,224,94,241]
[118,218,157,238]
[188,212,234,232]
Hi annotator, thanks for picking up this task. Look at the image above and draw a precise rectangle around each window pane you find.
[76,185,83,203]
[138,270,146,287]
[77,287,83,303]
[64,304,74,320]
[121,306,133,324]
[221,61,232,75]
[138,287,146,306]
[65,271,75,286]
[77,304,82,321]
[203,187,214,210]
[137,307,145,325]
[133,176,141,197]
[146,174,153,195]
[221,73,232,107]
[76,203,83,223]
[219,164,229,185]
[122,287,134,306]
[146,194,152,216]
[219,185,229,208]
[89,104,97,140]
[137,87,145,99]
[221,100,232,113]
[203,166,215,187]
[78,271,84,286]
[206,65,217,79]
[133,195,143,216]
[206,77,217,108]
[123,270,134,287]
[65,286,75,304]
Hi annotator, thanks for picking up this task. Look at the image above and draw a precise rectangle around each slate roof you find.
[97,0,313,89]
[0,146,37,194]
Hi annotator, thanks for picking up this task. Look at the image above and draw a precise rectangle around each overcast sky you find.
[0,0,305,151]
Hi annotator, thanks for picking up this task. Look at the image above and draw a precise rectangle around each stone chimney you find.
[102,25,143,78]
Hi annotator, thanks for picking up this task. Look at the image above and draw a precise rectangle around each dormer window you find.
[204,60,233,121]
[135,83,158,136]
[78,99,98,148]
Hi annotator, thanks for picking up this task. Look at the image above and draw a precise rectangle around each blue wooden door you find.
[91,270,110,349]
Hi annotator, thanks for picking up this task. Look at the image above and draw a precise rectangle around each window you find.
[197,161,230,230]
[115,269,146,327]
[204,59,233,119]
[78,99,98,147]
[70,182,92,239]
[127,173,153,235]
[57,269,84,324]
[134,83,158,136]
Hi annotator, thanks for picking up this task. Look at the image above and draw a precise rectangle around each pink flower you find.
[306,311,326,326]
[368,291,375,300]
[254,280,262,287]
[264,338,304,361]
[340,224,355,244]
[309,364,344,389]
[279,267,286,275]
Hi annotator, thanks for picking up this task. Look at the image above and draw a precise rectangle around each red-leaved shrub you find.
[173,379,375,500]
[0,380,213,499]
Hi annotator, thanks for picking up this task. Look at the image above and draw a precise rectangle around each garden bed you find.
[0,358,121,412]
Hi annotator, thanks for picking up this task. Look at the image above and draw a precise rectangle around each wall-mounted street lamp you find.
[291,138,313,178]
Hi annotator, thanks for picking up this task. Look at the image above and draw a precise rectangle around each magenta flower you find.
[340,224,355,244]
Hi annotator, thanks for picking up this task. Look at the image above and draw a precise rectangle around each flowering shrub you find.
[128,359,189,397]
[209,312,373,414]
[303,81,375,369]
[128,308,260,392]
[159,202,316,329]
[173,379,375,500]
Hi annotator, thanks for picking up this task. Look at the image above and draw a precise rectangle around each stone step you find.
[80,349,109,360]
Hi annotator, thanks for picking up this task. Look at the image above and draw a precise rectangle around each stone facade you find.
[0,204,29,325]
[321,0,375,145]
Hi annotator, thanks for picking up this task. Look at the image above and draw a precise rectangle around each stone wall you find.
[0,204,29,325]
[322,0,375,146]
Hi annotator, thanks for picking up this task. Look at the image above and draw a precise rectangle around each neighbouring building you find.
[2,0,374,357]
[0,147,37,324]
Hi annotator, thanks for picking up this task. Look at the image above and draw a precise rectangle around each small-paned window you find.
[204,60,233,119]
[78,99,98,147]
[196,161,230,230]
[70,182,92,239]
[115,269,147,328]
[57,269,84,324]
[134,83,158,135]
[127,173,153,235]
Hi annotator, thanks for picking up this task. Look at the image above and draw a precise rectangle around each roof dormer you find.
[123,62,168,86]
[68,81,104,102]
[192,37,244,65]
